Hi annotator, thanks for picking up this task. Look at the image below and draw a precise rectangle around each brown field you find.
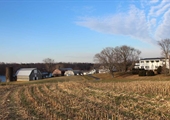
[1,74,170,119]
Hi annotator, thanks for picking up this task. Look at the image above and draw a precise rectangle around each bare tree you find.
[55,63,63,69]
[94,45,141,76]
[94,47,115,77]
[115,45,141,72]
[43,58,55,73]
[158,39,170,74]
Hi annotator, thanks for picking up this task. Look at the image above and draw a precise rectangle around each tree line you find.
[0,62,94,75]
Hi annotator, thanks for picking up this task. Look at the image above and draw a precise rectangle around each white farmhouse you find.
[137,57,169,70]
[98,69,110,73]
[88,69,96,74]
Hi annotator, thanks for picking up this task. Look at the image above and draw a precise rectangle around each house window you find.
[141,61,144,63]
[156,60,159,62]
[151,61,154,63]
[34,70,37,73]
[146,61,149,63]
[145,66,149,69]
[141,66,144,69]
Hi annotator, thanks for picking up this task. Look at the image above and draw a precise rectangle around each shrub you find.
[147,70,155,76]
[157,66,162,74]
[132,69,139,75]
[160,65,169,74]
[139,70,146,76]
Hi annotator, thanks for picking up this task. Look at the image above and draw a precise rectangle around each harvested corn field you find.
[1,79,170,119]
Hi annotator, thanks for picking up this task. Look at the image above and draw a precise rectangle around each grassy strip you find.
[92,73,170,82]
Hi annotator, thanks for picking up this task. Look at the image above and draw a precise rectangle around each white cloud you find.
[155,3,170,16]
[76,0,170,44]
[150,18,157,26]
[76,5,154,43]
[155,9,170,40]
[148,18,157,37]
[146,0,170,41]
[150,0,159,4]
[149,0,170,17]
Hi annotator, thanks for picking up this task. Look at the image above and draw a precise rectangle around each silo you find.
[5,67,13,82]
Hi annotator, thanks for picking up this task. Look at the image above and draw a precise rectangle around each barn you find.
[59,68,73,76]
[52,69,62,77]
[64,70,74,76]
[16,68,42,81]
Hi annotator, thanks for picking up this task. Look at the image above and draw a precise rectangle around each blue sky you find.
[1,0,170,63]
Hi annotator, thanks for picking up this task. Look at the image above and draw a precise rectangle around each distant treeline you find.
[0,62,95,75]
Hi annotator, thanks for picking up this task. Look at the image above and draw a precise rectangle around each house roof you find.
[52,69,61,74]
[73,70,82,73]
[59,68,73,71]
[16,68,37,76]
[140,57,165,60]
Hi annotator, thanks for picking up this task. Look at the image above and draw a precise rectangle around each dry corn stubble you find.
[0,80,170,119]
